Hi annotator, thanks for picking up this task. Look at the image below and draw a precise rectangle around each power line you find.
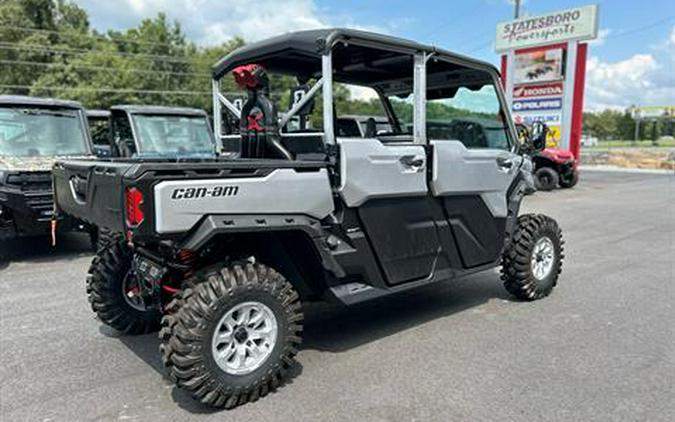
[0,59,211,78]
[0,84,210,96]
[0,84,284,98]
[0,42,196,64]
[465,39,493,54]
[0,24,190,49]
[603,15,674,40]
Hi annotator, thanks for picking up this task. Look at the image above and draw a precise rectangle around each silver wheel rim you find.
[531,236,555,280]
[122,271,146,311]
[211,301,278,376]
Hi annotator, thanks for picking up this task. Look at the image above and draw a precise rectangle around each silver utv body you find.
[149,29,534,301]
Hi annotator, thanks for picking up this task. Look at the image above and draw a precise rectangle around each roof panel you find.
[212,28,499,81]
[0,95,84,109]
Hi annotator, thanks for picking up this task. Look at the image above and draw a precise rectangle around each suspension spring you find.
[177,248,198,279]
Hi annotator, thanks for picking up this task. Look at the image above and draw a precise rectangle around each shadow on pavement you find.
[302,270,511,352]
[116,327,303,414]
[112,269,510,413]
[0,233,93,269]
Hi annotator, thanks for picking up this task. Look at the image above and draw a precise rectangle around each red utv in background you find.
[532,147,579,191]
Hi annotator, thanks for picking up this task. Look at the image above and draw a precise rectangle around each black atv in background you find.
[0,96,97,246]
[86,105,220,248]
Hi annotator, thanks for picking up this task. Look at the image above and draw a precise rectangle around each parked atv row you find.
[53,29,566,410]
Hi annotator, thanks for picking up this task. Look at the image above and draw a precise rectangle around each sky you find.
[75,0,675,111]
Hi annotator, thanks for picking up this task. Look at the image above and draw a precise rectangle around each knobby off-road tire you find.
[95,227,121,252]
[501,214,564,301]
[161,262,303,409]
[558,171,579,189]
[86,239,161,334]
[534,167,559,191]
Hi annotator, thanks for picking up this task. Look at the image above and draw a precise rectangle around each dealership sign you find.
[495,5,598,52]
[513,98,563,112]
[513,82,564,99]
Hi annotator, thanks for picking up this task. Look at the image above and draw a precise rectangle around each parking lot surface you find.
[1,171,673,421]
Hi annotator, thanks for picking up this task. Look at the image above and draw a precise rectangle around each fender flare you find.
[178,214,345,278]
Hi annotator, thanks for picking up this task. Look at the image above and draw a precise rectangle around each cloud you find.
[584,25,675,110]
[76,0,382,45]
[588,28,611,47]
[585,53,673,110]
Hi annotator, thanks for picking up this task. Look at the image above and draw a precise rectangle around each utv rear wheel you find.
[86,240,161,334]
[534,167,559,191]
[95,227,121,251]
[501,214,564,301]
[162,262,303,409]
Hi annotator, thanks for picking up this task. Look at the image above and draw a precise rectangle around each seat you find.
[364,117,377,138]
[232,64,293,160]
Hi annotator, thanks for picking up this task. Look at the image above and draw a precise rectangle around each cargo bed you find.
[52,157,327,235]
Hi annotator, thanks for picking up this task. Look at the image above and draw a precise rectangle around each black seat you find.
[233,64,293,160]
[364,117,377,138]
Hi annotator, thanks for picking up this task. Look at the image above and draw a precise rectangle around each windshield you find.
[131,114,214,157]
[0,107,89,157]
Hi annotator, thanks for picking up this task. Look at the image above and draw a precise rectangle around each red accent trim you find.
[500,54,507,89]
[569,43,587,161]
[162,285,179,294]
[247,112,265,131]
[515,42,567,55]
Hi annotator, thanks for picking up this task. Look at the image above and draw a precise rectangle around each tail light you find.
[125,187,145,228]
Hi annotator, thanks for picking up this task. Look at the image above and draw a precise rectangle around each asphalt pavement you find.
[1,171,673,421]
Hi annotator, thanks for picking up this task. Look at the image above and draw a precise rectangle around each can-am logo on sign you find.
[513,98,562,112]
[513,82,564,99]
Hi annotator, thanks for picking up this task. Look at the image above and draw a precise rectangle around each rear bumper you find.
[0,187,78,240]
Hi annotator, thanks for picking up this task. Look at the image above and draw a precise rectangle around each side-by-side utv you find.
[86,105,220,248]
[106,105,218,159]
[53,29,564,409]
[0,95,96,244]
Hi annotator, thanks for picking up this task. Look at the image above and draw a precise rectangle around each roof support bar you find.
[413,52,433,145]
[217,92,242,119]
[322,51,335,145]
[212,79,222,143]
[278,77,324,129]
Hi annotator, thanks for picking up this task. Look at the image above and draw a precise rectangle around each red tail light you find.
[125,187,144,227]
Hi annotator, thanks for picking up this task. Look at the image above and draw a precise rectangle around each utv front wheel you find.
[559,172,579,188]
[86,240,161,334]
[501,214,564,300]
[163,263,303,408]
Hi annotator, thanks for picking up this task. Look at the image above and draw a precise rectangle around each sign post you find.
[496,5,598,159]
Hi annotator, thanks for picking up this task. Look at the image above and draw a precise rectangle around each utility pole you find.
[514,0,521,18]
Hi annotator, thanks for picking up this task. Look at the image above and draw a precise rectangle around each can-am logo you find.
[171,185,239,200]
[512,98,562,112]
[513,82,563,99]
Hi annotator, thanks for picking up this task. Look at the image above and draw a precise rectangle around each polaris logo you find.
[512,98,562,112]
[171,185,239,200]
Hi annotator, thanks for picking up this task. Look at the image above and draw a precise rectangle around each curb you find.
[581,165,674,175]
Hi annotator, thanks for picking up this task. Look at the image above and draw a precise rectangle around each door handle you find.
[496,156,513,169]
[400,155,424,168]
